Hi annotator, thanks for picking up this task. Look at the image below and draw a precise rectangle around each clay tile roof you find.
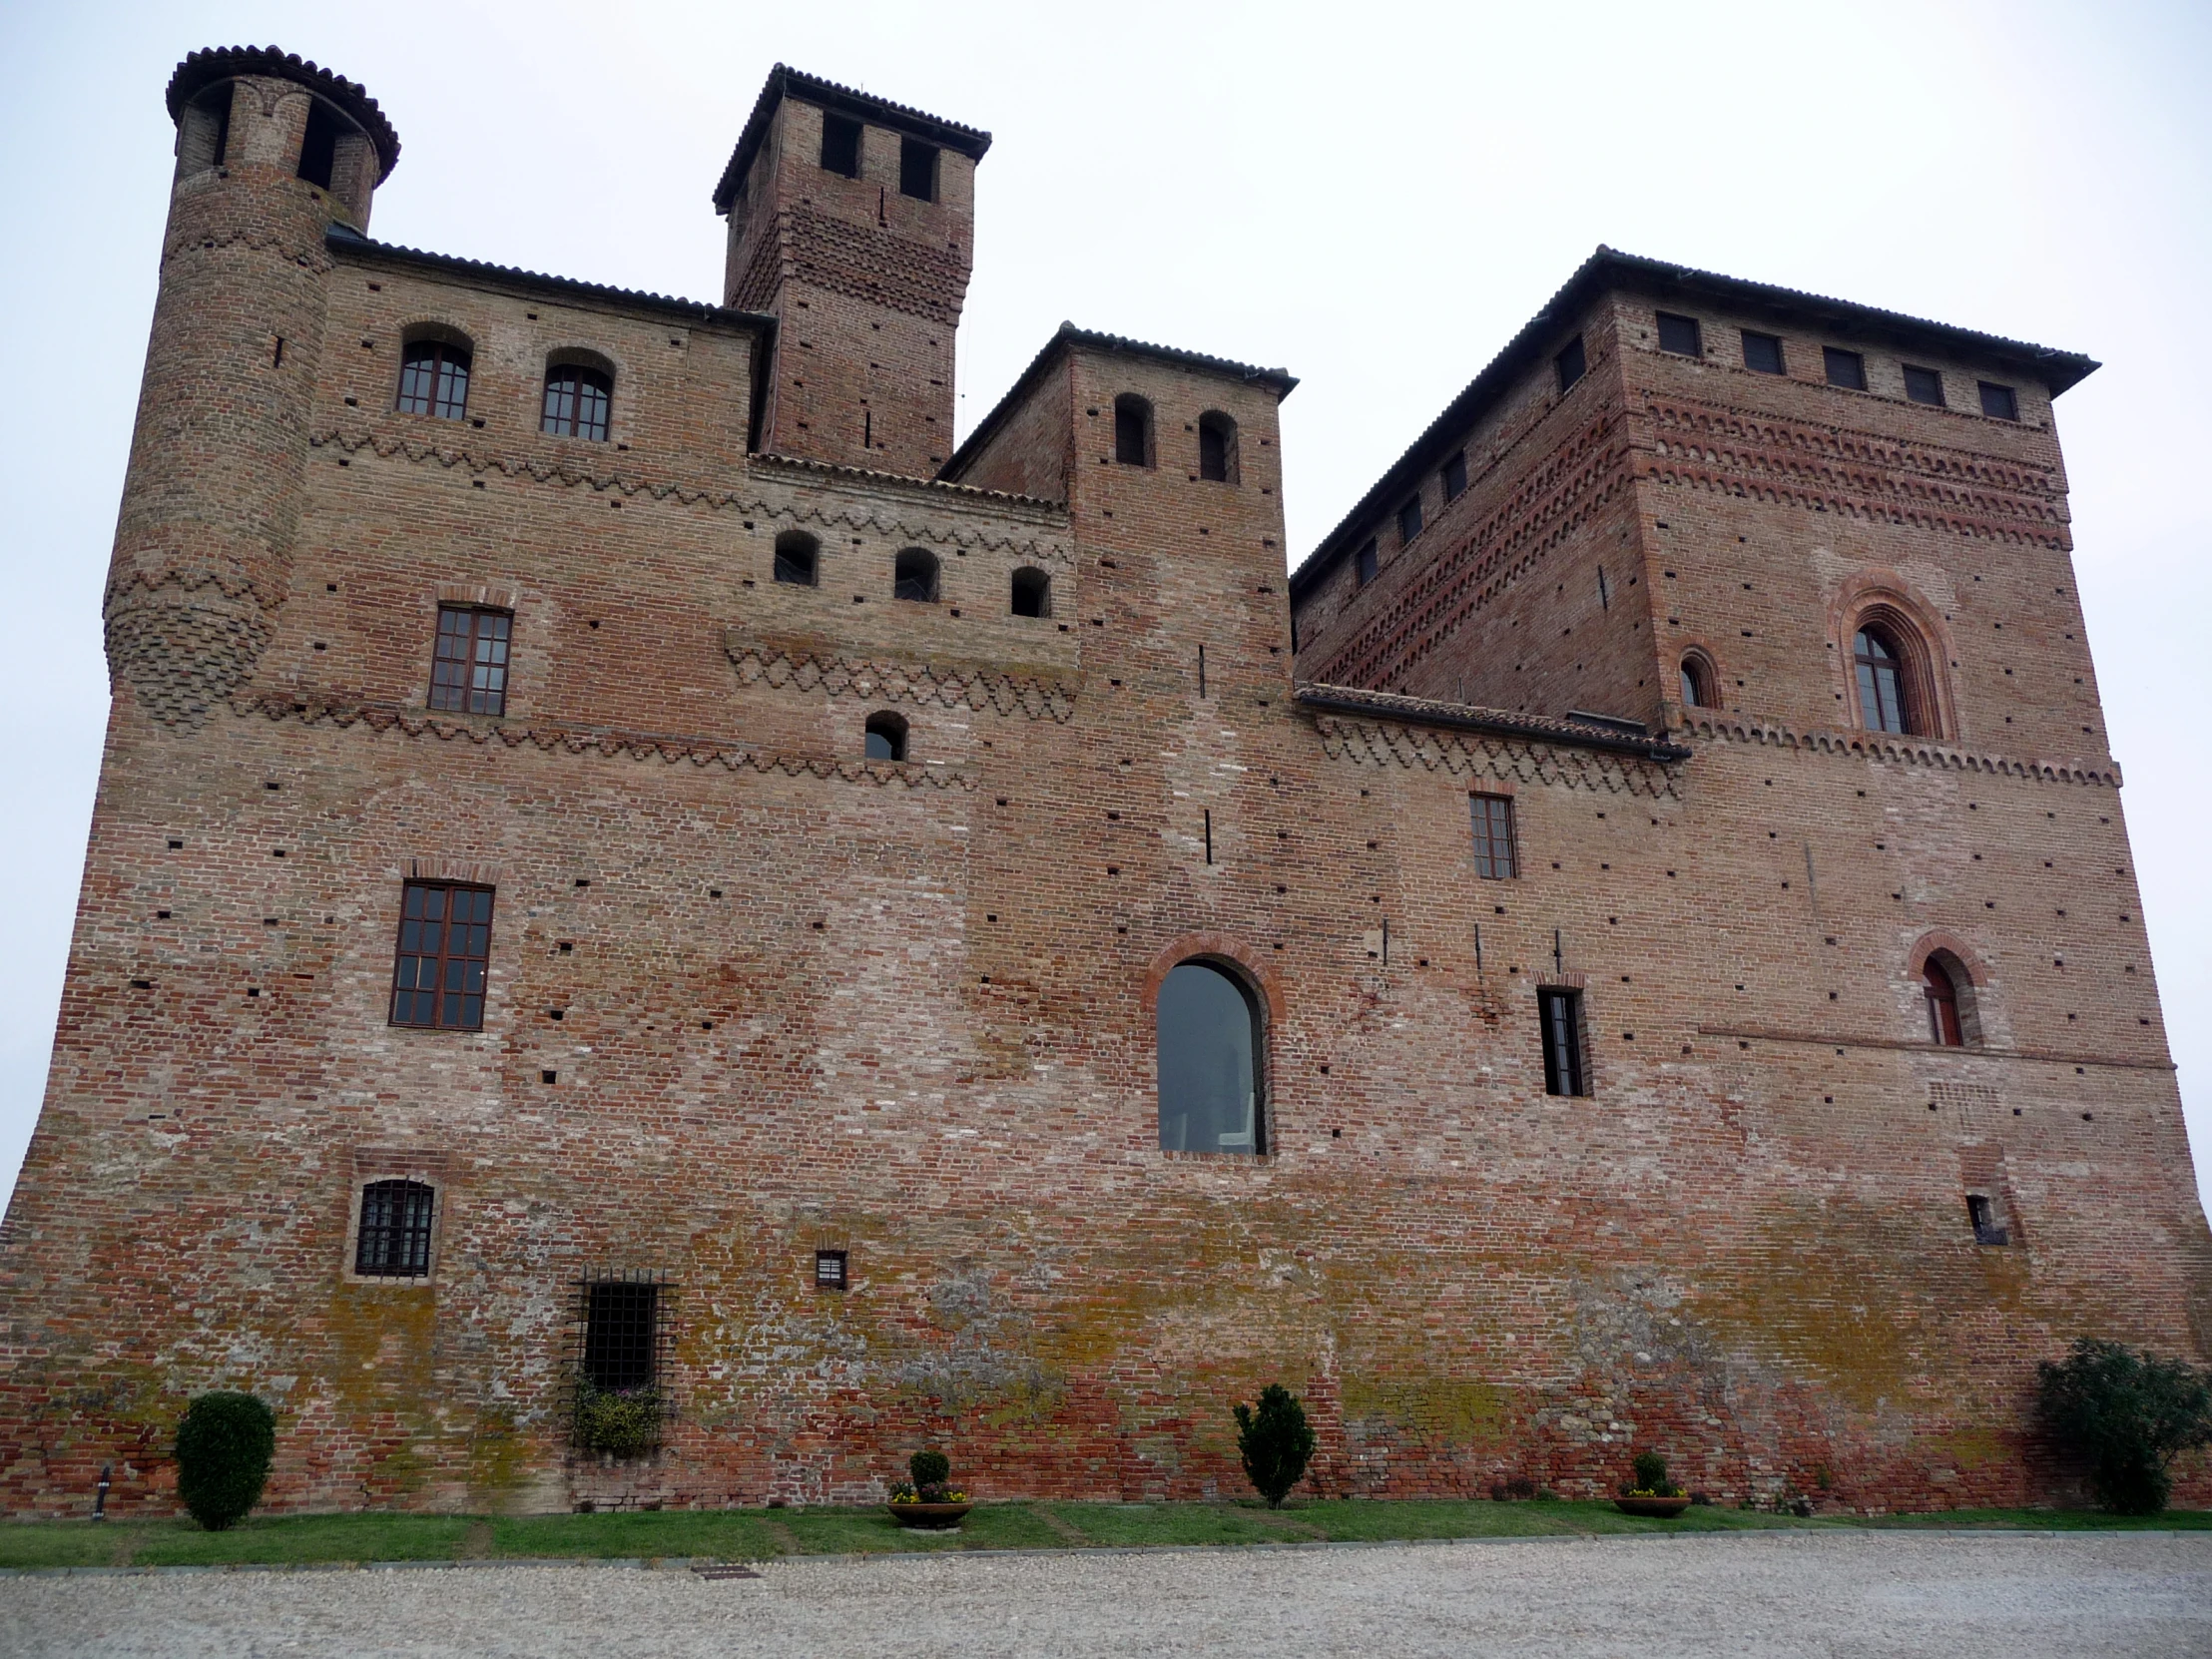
[166,46,400,183]
[1294,682,1691,762]
[713,64,992,213]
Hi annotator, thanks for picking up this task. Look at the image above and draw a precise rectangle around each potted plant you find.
[1614,1449,1691,1517]
[885,1448,971,1528]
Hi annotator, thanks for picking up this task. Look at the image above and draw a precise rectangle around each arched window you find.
[1114,395,1152,467]
[1924,957,1965,1047]
[355,1179,435,1278]
[774,530,819,586]
[1853,624,1918,735]
[864,711,908,761]
[1157,959,1265,1155]
[893,549,938,603]
[1679,652,1716,710]
[1010,567,1051,618]
[542,360,613,440]
[397,333,472,420]
[1198,412,1237,483]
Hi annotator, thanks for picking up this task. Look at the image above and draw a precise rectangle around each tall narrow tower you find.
[106,47,397,724]
[714,67,988,478]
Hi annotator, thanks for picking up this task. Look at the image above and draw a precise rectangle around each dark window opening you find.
[296,101,342,190]
[196,89,232,169]
[390,881,493,1031]
[864,711,908,761]
[1854,624,1915,735]
[1397,496,1423,546]
[815,1250,848,1290]
[892,548,938,603]
[1538,987,1587,1097]
[820,112,862,178]
[1680,654,1715,709]
[1198,411,1236,482]
[428,605,511,716]
[1824,346,1866,391]
[1967,1194,2009,1246]
[1904,365,1945,406]
[1356,538,1379,587]
[1157,960,1265,1154]
[1470,795,1517,879]
[1978,381,2018,421]
[1742,330,1785,374]
[1925,958,1965,1047]
[542,363,613,440]
[1114,395,1151,466]
[1555,334,1586,392]
[1011,567,1050,618]
[397,338,471,419]
[582,1278,659,1390]
[354,1179,435,1277]
[774,530,820,586]
[1441,449,1468,501]
[1657,312,1702,356]
[899,137,937,201]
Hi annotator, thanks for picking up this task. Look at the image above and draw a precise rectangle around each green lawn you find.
[1,1498,2202,1570]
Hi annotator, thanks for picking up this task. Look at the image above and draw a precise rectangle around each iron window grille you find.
[397,339,471,419]
[1470,795,1517,879]
[1538,987,1588,1097]
[816,1250,848,1290]
[354,1179,435,1277]
[1967,1195,2009,1247]
[1742,330,1786,375]
[1823,346,1866,391]
[389,880,494,1030]
[1656,312,1702,356]
[428,605,511,716]
[570,1270,673,1449]
[1978,381,2018,420]
[542,365,612,440]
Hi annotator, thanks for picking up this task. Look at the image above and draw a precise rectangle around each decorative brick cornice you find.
[229,694,975,789]
[726,635,1077,723]
[1675,712,2120,787]
[104,565,280,615]
[1311,715,1681,800]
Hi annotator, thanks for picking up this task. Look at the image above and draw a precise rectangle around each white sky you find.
[1,0,2206,1213]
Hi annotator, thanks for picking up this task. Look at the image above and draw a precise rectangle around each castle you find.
[0,44,2201,1517]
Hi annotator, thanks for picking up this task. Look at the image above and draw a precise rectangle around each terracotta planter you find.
[1613,1494,1692,1518]
[886,1501,973,1529]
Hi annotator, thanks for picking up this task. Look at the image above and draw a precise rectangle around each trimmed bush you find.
[909,1448,950,1489]
[2038,1337,2212,1514]
[574,1383,661,1459]
[1233,1383,1316,1509]
[175,1391,276,1531]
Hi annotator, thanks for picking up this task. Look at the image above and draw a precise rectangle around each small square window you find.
[1441,449,1467,501]
[1742,331,1785,375]
[898,137,936,201]
[1978,381,2018,421]
[1904,365,1945,406]
[1656,312,1702,356]
[1824,346,1866,391]
[815,1249,848,1290]
[1397,496,1423,546]
[820,112,862,179]
[1555,334,1586,392]
[1356,538,1379,587]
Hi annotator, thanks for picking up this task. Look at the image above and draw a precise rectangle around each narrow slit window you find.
[296,101,342,189]
[1742,331,1786,374]
[428,606,511,716]
[389,881,494,1031]
[1925,958,1964,1047]
[1114,395,1151,466]
[820,112,862,178]
[1441,449,1468,501]
[1656,312,1702,356]
[898,138,936,201]
[1469,795,1517,879]
[354,1180,435,1278]
[542,364,613,440]
[1904,365,1945,406]
[397,339,472,419]
[1397,496,1423,546]
[774,530,820,586]
[1537,988,1587,1097]
[1555,334,1586,391]
[1198,411,1237,482]
[1824,346,1866,391]
[1978,381,2018,420]
[1680,654,1715,709]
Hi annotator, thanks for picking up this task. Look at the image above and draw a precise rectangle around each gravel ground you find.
[2,1530,2207,1658]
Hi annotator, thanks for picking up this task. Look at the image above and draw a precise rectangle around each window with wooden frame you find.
[541,362,613,440]
[1537,988,1587,1097]
[354,1179,435,1278]
[1978,381,2018,420]
[1742,330,1786,375]
[1679,652,1717,710]
[389,881,494,1030]
[427,605,511,716]
[1925,958,1965,1047]
[1823,346,1866,391]
[396,337,472,419]
[1903,364,1945,406]
[1853,623,1918,735]
[1656,312,1702,356]
[1469,794,1517,879]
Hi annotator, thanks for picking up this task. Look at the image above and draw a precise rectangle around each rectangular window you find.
[582,1278,660,1390]
[428,606,511,716]
[1397,496,1423,546]
[1966,1194,2009,1247]
[1441,449,1467,501]
[1904,365,1945,406]
[1656,312,1702,356]
[1978,381,2018,420]
[1469,794,1517,879]
[1824,346,1866,391]
[815,1250,848,1290]
[898,137,936,201]
[390,881,494,1031]
[1742,330,1786,374]
[354,1180,435,1278]
[1555,334,1586,392]
[1538,988,1587,1097]
[820,111,862,178]
[1356,538,1379,586]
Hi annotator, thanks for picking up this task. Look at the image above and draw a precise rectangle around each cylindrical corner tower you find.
[104,47,399,724]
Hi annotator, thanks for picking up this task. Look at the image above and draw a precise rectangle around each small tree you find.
[2038,1338,2212,1515]
[175,1391,276,1531]
[1627,1449,1680,1496]
[1233,1383,1317,1509]
[909,1448,953,1501]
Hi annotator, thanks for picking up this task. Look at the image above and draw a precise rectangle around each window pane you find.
[1978,381,2017,420]
[1656,312,1701,356]
[1157,962,1260,1154]
[1742,331,1785,375]
[1824,346,1865,391]
[1904,365,1944,406]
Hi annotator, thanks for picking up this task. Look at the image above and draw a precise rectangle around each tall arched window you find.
[1198,412,1237,483]
[1925,957,1965,1047]
[893,549,939,603]
[1157,959,1265,1155]
[1854,624,1916,735]
[1679,652,1716,710]
[355,1179,435,1278]
[542,361,613,440]
[1010,567,1050,618]
[864,711,908,761]
[397,334,472,420]
[774,529,820,586]
[1114,395,1152,467]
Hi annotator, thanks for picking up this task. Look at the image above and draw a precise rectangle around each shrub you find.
[1624,1449,1681,1497]
[1233,1383,1317,1509]
[2038,1337,2212,1514]
[175,1391,276,1531]
[574,1382,662,1459]
[909,1448,950,1489]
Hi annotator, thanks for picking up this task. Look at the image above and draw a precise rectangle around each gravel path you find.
[3,1531,2208,1657]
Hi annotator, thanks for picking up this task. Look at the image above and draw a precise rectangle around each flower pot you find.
[886,1501,972,1529]
[1613,1494,1692,1518]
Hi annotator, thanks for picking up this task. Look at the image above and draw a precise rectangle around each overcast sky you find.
[2,0,2206,1213]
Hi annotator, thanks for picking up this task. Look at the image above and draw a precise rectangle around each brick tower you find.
[714,67,988,477]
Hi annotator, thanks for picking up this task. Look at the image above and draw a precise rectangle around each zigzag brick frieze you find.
[1313,715,1680,800]
[162,229,332,274]
[726,637,1078,722]
[1676,710,2121,787]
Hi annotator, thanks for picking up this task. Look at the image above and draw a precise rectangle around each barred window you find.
[390,881,494,1030]
[583,1279,660,1390]
[354,1179,435,1278]
[1469,794,1517,879]
[542,364,612,440]
[428,606,511,715]
[397,339,471,419]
